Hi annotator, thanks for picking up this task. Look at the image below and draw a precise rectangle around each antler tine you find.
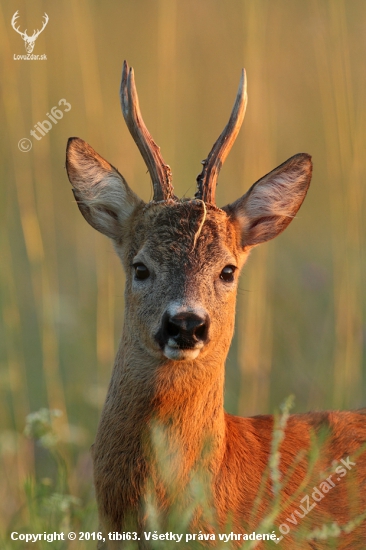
[11,11,26,37]
[120,60,175,202]
[195,69,247,205]
[11,10,19,27]
[34,13,49,39]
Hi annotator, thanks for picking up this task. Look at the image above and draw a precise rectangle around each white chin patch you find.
[163,345,201,361]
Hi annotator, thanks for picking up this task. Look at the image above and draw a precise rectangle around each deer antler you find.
[11,11,49,41]
[120,60,175,202]
[195,70,247,205]
[32,13,49,40]
[11,11,27,39]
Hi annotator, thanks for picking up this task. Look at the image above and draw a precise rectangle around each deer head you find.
[66,61,312,366]
[11,11,49,54]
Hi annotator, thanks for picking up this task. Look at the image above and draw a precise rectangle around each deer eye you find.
[220,265,236,283]
[134,263,150,280]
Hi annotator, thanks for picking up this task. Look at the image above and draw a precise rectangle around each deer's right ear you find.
[223,153,312,248]
[66,137,143,240]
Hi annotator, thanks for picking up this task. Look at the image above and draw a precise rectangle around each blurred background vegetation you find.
[0,0,365,545]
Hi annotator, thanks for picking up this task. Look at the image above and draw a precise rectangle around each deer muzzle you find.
[155,307,210,360]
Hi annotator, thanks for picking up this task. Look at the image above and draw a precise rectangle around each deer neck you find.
[105,326,227,476]
[93,328,227,531]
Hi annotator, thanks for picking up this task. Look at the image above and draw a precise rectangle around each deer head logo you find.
[11,11,49,54]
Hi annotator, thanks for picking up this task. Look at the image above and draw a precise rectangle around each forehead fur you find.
[127,201,240,267]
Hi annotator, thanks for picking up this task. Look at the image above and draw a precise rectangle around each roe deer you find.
[66,61,366,549]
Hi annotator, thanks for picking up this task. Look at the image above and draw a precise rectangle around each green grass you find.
[2,401,365,549]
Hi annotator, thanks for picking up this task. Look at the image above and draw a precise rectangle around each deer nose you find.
[162,311,210,348]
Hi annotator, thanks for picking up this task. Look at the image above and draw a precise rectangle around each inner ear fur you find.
[223,153,312,247]
[66,137,143,240]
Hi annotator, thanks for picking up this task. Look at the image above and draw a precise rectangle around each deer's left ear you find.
[66,137,143,240]
[223,153,312,247]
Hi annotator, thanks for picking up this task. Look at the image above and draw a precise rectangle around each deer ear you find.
[223,153,312,247]
[66,137,143,240]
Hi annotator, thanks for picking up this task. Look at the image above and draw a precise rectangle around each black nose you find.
[160,312,210,348]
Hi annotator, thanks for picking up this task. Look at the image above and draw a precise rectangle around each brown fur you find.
[66,87,366,549]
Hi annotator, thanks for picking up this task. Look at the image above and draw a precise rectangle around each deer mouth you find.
[163,339,204,361]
